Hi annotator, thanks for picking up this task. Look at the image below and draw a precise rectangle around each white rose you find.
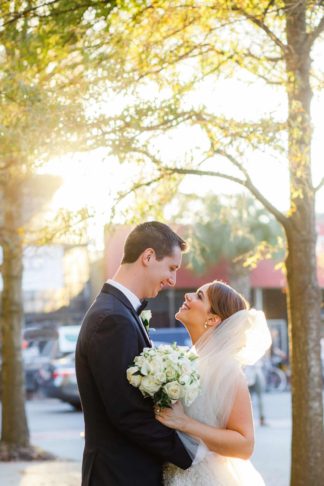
[163,381,182,401]
[150,356,163,374]
[140,376,161,396]
[183,387,199,406]
[159,345,170,354]
[140,361,151,376]
[127,366,139,380]
[155,371,167,383]
[164,360,178,380]
[129,374,142,387]
[165,367,177,380]
[127,366,142,388]
[168,352,180,362]
[179,374,190,385]
[134,355,145,367]
[180,362,192,375]
[140,310,152,322]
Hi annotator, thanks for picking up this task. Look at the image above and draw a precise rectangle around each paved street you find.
[0,391,291,485]
[27,399,84,462]
[251,392,290,485]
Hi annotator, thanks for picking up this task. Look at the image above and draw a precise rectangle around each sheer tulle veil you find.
[173,309,271,483]
[188,309,272,428]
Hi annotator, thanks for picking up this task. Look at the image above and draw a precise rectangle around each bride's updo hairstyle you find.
[207,280,249,321]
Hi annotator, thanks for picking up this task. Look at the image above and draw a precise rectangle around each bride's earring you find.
[204,321,209,329]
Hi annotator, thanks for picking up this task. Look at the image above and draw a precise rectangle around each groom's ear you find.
[142,248,155,266]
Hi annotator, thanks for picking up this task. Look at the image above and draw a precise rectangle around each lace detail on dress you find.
[164,460,222,486]
[163,453,265,486]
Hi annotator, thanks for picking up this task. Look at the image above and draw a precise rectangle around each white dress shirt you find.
[107,279,141,311]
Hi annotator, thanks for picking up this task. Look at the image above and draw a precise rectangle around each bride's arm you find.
[155,381,254,460]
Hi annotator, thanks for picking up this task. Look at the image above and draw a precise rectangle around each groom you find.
[75,221,195,485]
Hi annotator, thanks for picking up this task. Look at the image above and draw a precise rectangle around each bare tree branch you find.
[1,0,58,26]
[307,15,324,49]
[237,8,288,54]
[110,174,167,221]
[213,148,250,176]
[210,149,289,225]
[163,166,289,227]
[263,0,276,19]
[108,127,289,227]
[315,177,324,192]
[1,0,109,27]
[245,48,284,63]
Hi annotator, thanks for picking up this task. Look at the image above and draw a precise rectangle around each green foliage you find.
[95,0,323,227]
[176,193,284,274]
[0,1,117,241]
[110,170,183,224]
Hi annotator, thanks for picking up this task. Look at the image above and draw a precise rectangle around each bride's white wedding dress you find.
[163,309,271,486]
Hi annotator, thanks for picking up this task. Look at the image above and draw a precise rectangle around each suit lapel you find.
[101,283,152,347]
[129,308,152,348]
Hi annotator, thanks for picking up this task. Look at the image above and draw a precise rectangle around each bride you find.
[155,280,271,486]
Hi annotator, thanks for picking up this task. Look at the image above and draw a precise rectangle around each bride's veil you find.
[176,308,271,477]
[189,309,272,428]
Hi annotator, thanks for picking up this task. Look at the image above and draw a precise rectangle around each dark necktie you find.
[137,300,148,315]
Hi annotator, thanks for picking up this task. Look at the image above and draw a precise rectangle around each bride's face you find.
[176,284,220,335]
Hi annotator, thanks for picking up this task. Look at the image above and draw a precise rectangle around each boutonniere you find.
[140,310,154,334]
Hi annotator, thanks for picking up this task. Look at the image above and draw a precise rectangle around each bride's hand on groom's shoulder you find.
[155,401,188,431]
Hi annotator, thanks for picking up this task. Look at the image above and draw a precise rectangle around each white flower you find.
[126,366,139,379]
[155,371,167,383]
[140,310,152,322]
[163,381,182,401]
[183,387,199,406]
[128,374,142,387]
[126,366,142,388]
[165,365,178,381]
[134,355,145,367]
[150,356,164,374]
[140,376,161,396]
[141,310,152,333]
[140,361,151,376]
[179,358,193,375]
[179,374,190,385]
[127,342,201,407]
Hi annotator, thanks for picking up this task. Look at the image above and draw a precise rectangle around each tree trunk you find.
[286,227,324,485]
[285,2,324,483]
[0,184,30,451]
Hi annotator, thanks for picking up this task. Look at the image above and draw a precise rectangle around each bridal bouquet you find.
[127,343,200,408]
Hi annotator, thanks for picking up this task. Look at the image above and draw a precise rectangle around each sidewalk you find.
[0,461,81,485]
[0,392,291,485]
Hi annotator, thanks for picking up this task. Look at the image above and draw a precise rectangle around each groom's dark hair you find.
[122,221,187,263]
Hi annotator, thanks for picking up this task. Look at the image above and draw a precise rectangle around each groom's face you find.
[143,245,182,298]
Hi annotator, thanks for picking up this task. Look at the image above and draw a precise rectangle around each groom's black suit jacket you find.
[75,283,192,486]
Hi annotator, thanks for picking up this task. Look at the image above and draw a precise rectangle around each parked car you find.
[22,325,81,396]
[39,352,81,410]
[150,327,191,346]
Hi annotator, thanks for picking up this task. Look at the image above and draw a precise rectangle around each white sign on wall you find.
[0,246,64,291]
[22,246,64,291]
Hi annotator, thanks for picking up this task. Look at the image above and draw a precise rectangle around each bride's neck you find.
[188,328,205,345]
